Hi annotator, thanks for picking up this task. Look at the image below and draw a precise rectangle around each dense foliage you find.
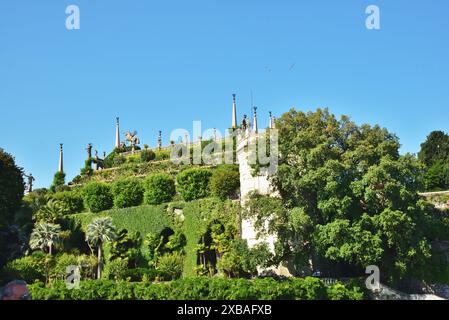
[143,174,176,205]
[111,178,144,208]
[82,182,114,213]
[51,191,84,215]
[209,165,240,200]
[50,172,66,192]
[418,131,449,191]
[246,108,446,284]
[140,150,156,162]
[27,277,364,300]
[0,148,25,267]
[176,168,212,201]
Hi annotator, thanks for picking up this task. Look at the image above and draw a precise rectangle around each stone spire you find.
[115,117,120,149]
[252,107,258,133]
[58,143,64,173]
[232,94,237,129]
[157,130,162,150]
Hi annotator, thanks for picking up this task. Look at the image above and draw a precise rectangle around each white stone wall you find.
[236,131,291,276]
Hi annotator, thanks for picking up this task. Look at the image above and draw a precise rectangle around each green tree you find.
[29,222,62,255]
[247,108,437,284]
[86,217,117,279]
[0,148,25,267]
[418,131,449,167]
[50,172,66,192]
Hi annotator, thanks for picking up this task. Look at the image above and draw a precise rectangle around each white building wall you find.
[236,131,291,276]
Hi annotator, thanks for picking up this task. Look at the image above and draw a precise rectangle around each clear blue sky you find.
[1,0,448,188]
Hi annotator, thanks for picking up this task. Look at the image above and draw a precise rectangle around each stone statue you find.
[241,115,248,131]
[86,143,92,159]
[24,173,35,193]
[125,130,140,153]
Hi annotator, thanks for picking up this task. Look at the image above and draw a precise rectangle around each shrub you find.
[210,165,240,200]
[104,257,129,281]
[26,277,365,300]
[113,155,126,167]
[82,182,113,213]
[112,178,144,208]
[143,174,176,205]
[123,268,157,282]
[140,150,156,162]
[23,188,49,213]
[156,252,184,280]
[52,191,84,214]
[50,172,66,192]
[3,251,49,284]
[154,150,171,161]
[176,168,212,201]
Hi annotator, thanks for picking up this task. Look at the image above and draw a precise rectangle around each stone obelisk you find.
[232,94,237,129]
[157,130,162,150]
[58,143,64,173]
[252,107,258,133]
[115,117,121,149]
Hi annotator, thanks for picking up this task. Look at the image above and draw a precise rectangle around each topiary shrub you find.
[140,150,156,163]
[111,178,144,208]
[50,172,66,192]
[176,168,212,201]
[210,165,240,200]
[143,174,176,205]
[82,182,113,213]
[52,191,84,214]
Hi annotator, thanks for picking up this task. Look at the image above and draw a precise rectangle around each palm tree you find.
[35,199,65,223]
[29,222,61,255]
[86,217,117,279]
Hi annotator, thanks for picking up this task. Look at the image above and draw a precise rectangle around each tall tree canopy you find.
[418,131,449,167]
[247,109,445,284]
[418,131,449,190]
[0,148,25,266]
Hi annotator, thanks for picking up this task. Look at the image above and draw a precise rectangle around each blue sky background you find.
[1,0,448,188]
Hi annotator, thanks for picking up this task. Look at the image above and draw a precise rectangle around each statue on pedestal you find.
[241,115,248,131]
[125,131,140,153]
[24,173,35,193]
[86,143,92,159]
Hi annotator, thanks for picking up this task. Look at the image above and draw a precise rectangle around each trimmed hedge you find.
[52,191,84,214]
[143,174,176,205]
[176,168,212,201]
[210,165,240,200]
[27,277,365,300]
[82,182,114,213]
[112,178,144,208]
